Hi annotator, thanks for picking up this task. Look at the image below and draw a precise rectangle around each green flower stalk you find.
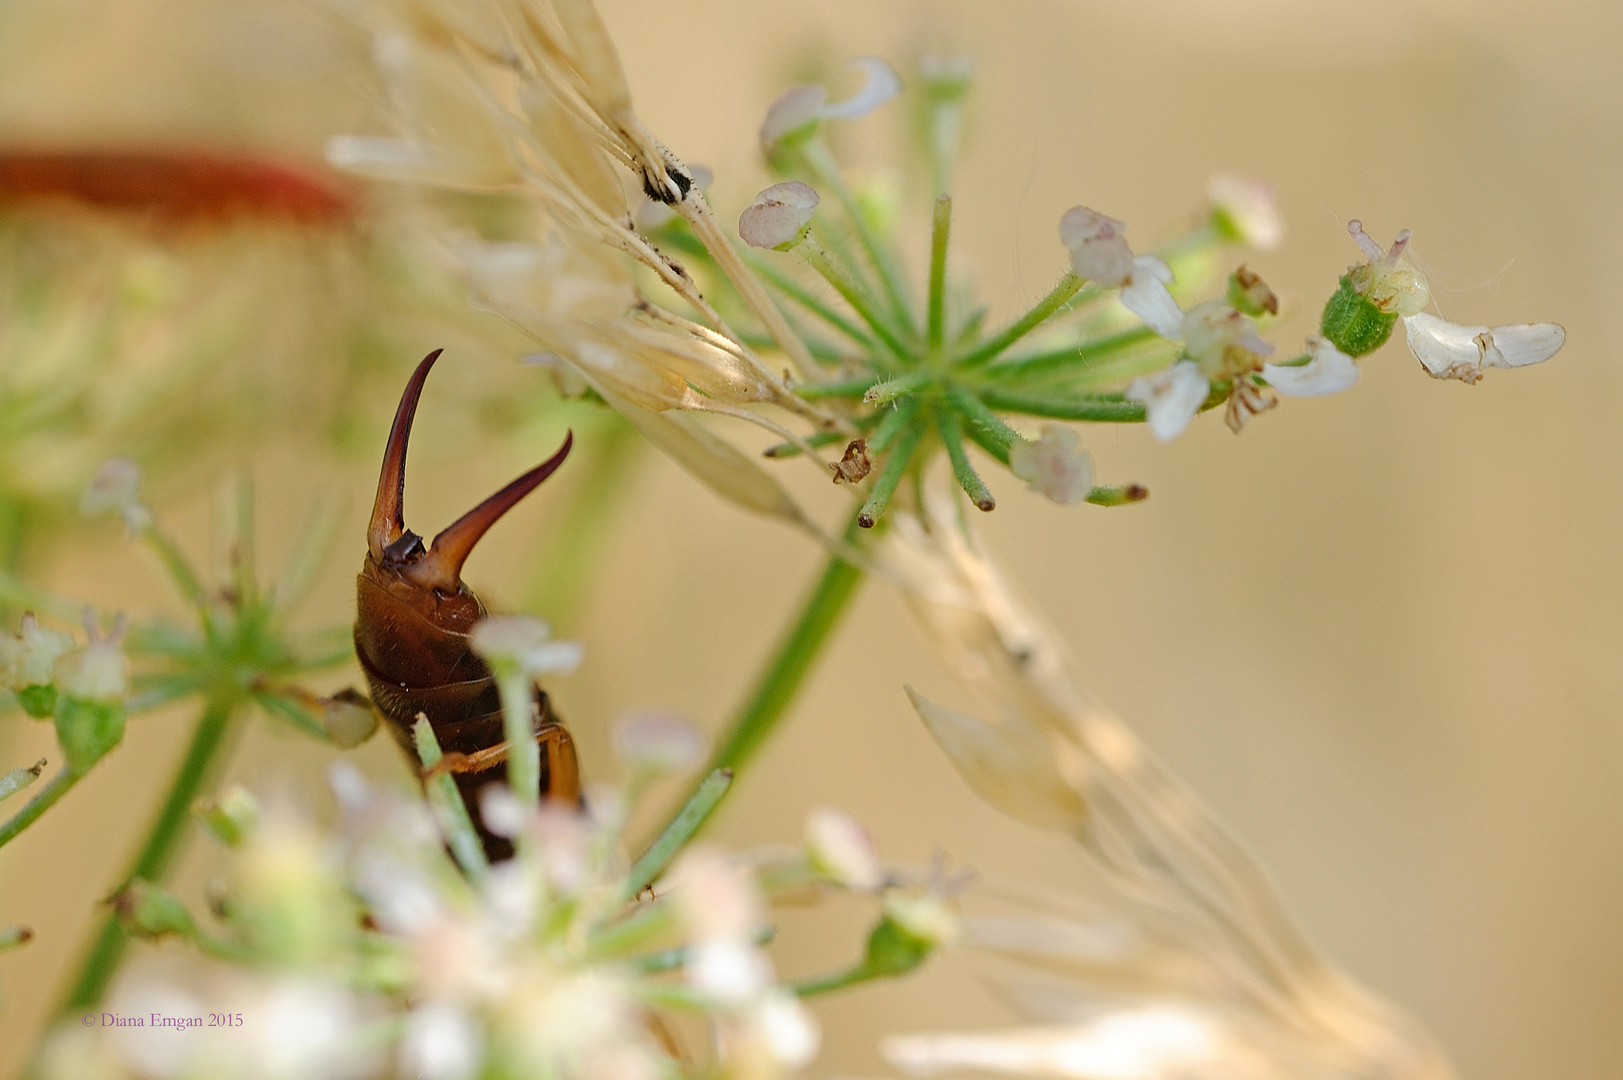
[0,462,374,1027]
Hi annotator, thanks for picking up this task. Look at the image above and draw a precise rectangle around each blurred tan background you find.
[0,0,1620,1078]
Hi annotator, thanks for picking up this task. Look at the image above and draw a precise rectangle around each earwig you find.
[354,349,576,861]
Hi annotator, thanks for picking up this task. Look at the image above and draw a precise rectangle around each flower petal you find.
[1403,312,1565,383]
[1480,320,1567,368]
[1125,361,1208,441]
[1120,258,1183,339]
[759,84,827,148]
[1009,424,1095,506]
[1263,338,1360,398]
[739,181,820,250]
[820,56,902,119]
[1057,207,1134,286]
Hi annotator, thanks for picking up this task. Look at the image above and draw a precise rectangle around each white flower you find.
[401,1004,484,1080]
[1402,311,1565,384]
[470,615,584,679]
[1009,425,1095,506]
[51,614,129,703]
[1124,361,1209,442]
[255,979,368,1080]
[690,938,773,1004]
[805,807,884,891]
[80,457,152,531]
[1129,300,1282,437]
[1207,174,1284,250]
[739,181,820,250]
[760,57,902,148]
[671,846,765,943]
[1057,207,1183,337]
[1118,257,1184,339]
[749,990,821,1068]
[612,711,708,775]
[0,613,75,691]
[1263,336,1360,398]
[1057,208,1134,286]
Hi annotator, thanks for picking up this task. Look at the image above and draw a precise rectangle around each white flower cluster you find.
[37,714,954,1080]
[1053,212,1566,441]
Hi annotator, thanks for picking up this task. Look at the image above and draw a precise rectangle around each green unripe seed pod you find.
[1320,274,1398,358]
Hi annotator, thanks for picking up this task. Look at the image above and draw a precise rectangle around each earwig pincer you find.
[354,349,575,860]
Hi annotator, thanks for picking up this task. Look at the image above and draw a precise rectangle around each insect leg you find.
[422,725,578,805]
[537,723,579,805]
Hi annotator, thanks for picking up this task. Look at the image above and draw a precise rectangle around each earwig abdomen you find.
[354,349,576,861]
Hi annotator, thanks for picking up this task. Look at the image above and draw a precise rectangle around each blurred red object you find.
[0,148,359,225]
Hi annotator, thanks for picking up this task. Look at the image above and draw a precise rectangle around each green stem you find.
[55,696,239,1016]
[141,527,206,608]
[415,719,489,883]
[523,415,642,630]
[867,401,919,454]
[620,768,732,902]
[796,377,877,400]
[800,139,916,332]
[955,274,1090,368]
[764,421,876,460]
[707,525,867,776]
[944,387,1023,462]
[934,407,994,511]
[495,671,539,808]
[0,768,77,849]
[990,326,1159,380]
[858,420,927,528]
[748,257,876,350]
[927,195,952,353]
[799,240,910,358]
[977,389,1146,423]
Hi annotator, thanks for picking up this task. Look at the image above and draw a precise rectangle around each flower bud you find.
[1227,266,1278,317]
[1207,174,1284,250]
[321,688,380,750]
[806,808,884,891]
[739,182,820,251]
[0,614,74,701]
[193,784,262,847]
[883,891,962,949]
[111,880,197,940]
[919,53,974,104]
[0,759,45,803]
[760,58,901,152]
